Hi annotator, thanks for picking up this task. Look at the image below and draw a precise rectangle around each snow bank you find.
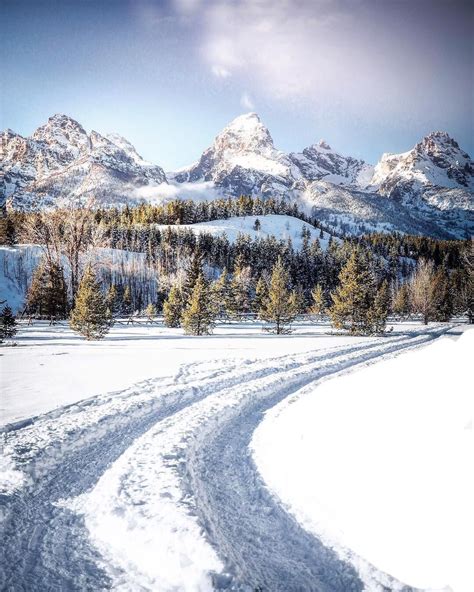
[252,328,473,591]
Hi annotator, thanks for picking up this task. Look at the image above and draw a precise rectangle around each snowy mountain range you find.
[1,112,473,238]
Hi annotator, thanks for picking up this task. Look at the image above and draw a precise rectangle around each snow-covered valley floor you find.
[0,321,471,591]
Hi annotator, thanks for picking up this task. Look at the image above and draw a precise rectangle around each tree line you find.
[0,200,471,340]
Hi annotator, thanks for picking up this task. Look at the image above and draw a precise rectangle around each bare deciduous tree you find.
[21,200,106,303]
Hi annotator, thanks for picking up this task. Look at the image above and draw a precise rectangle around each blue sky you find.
[2,0,473,169]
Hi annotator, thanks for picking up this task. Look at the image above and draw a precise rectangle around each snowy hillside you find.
[156,214,330,249]
[252,329,473,592]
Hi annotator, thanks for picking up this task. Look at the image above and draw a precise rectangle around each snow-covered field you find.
[1,320,471,591]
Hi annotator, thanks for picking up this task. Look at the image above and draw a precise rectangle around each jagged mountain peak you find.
[215,112,275,153]
[32,113,87,140]
[316,139,332,151]
[371,131,474,198]
[289,140,373,189]
[173,112,293,191]
[2,114,167,209]
[105,132,149,165]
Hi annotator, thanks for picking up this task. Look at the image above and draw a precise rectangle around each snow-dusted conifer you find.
[260,257,297,334]
[163,285,184,327]
[26,258,68,321]
[310,284,326,319]
[229,256,252,317]
[211,268,233,319]
[392,283,411,318]
[0,304,17,341]
[253,275,268,316]
[329,247,375,335]
[369,280,390,334]
[70,266,112,340]
[182,274,216,335]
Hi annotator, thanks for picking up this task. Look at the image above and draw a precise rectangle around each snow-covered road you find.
[0,324,459,591]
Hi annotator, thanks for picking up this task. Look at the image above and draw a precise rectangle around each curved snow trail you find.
[186,327,452,592]
[0,326,452,591]
[0,356,300,591]
[68,326,451,592]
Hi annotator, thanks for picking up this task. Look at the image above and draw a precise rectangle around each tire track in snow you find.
[0,343,380,591]
[0,327,451,591]
[67,327,450,591]
[0,355,311,591]
[186,327,452,591]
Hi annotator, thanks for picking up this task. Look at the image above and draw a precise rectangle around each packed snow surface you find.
[252,328,473,592]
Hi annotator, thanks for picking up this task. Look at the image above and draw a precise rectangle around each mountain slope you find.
[289,140,374,189]
[370,131,474,199]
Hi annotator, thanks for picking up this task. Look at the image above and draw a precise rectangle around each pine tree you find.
[392,283,411,318]
[432,267,453,322]
[26,258,68,321]
[182,250,204,302]
[181,274,216,335]
[260,257,297,334]
[369,280,390,334]
[253,276,268,317]
[70,266,112,340]
[0,210,16,246]
[122,285,133,317]
[0,305,17,341]
[145,302,156,321]
[106,284,121,318]
[163,285,184,327]
[309,284,326,319]
[211,268,233,319]
[329,248,376,335]
[229,257,252,317]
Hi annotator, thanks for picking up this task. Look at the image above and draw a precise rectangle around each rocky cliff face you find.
[289,140,374,189]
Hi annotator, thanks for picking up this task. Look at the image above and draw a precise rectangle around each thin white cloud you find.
[240,92,255,110]
[211,64,231,78]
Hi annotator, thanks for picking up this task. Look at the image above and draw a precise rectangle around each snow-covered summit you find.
[1,114,167,209]
[173,112,301,196]
[105,132,151,166]
[370,131,474,199]
[2,112,472,239]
